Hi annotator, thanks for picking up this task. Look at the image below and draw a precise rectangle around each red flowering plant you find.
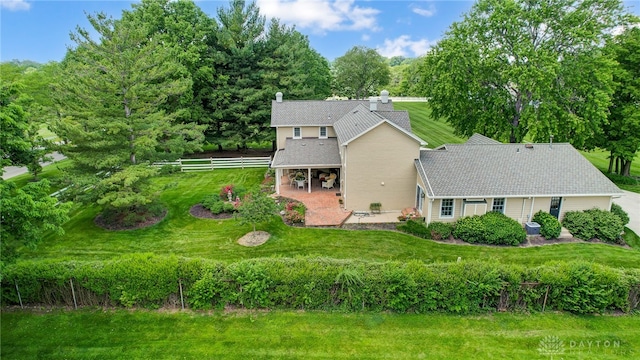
[219,184,235,201]
[284,201,306,224]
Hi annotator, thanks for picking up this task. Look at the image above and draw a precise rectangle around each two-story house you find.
[271,91,622,225]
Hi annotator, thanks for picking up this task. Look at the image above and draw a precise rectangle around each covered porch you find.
[272,138,342,195]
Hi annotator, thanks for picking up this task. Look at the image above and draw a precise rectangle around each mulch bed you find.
[94,210,167,231]
[189,204,234,220]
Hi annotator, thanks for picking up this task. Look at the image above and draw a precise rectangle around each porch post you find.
[308,168,312,193]
[275,168,281,194]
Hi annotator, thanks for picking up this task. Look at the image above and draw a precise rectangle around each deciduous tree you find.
[333,46,390,99]
[602,26,640,176]
[237,191,278,233]
[419,0,628,145]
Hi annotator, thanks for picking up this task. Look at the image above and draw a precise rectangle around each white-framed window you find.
[440,199,454,218]
[293,127,301,139]
[319,126,327,139]
[492,198,506,214]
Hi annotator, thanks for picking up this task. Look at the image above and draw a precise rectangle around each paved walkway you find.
[279,179,351,226]
[614,191,640,235]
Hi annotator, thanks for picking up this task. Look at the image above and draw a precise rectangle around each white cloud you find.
[362,34,370,41]
[1,0,31,11]
[256,0,380,33]
[376,35,437,57]
[411,3,436,17]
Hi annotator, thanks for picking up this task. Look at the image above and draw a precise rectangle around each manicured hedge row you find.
[2,254,639,314]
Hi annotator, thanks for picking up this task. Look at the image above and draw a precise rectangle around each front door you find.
[549,197,562,218]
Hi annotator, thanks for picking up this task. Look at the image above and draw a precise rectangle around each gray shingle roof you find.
[333,104,385,144]
[271,138,341,168]
[417,142,621,197]
[375,110,412,133]
[465,133,501,145]
[271,99,395,127]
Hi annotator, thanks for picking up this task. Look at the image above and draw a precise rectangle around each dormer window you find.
[293,127,301,139]
[319,126,327,139]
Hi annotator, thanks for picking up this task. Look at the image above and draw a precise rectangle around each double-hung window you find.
[492,198,505,214]
[319,126,327,139]
[293,127,301,139]
[440,199,454,218]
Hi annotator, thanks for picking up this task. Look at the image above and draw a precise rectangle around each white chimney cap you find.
[276,92,283,103]
[380,90,389,103]
[369,98,377,111]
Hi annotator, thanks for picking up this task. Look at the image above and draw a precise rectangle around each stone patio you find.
[279,176,351,226]
[279,175,408,227]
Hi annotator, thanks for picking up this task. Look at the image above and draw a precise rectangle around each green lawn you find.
[393,102,465,148]
[6,159,71,193]
[2,310,639,359]
[21,170,640,267]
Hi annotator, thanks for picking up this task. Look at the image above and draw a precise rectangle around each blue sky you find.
[2,0,640,63]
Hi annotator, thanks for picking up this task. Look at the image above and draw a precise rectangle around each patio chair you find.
[322,178,335,189]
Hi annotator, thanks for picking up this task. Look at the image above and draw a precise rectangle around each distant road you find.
[1,152,67,180]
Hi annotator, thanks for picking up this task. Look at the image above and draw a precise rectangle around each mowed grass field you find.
[394,102,465,148]
[20,169,640,266]
[2,310,639,359]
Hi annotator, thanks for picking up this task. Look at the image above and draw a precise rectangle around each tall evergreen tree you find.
[210,0,267,150]
[55,12,204,219]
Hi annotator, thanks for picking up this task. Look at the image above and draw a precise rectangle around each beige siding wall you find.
[276,126,336,148]
[426,198,462,224]
[558,196,611,219]
[344,123,420,211]
[424,195,613,225]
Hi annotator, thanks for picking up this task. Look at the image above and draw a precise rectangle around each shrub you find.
[201,195,237,214]
[454,212,525,246]
[532,211,562,239]
[3,256,640,314]
[425,222,453,240]
[158,164,180,175]
[482,212,526,246]
[611,203,630,226]
[284,201,305,224]
[201,195,222,211]
[585,209,624,243]
[396,219,430,239]
[562,211,595,240]
[563,209,623,243]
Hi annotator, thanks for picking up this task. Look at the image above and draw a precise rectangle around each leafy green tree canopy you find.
[333,46,391,99]
[237,191,278,233]
[420,0,629,145]
[601,26,640,176]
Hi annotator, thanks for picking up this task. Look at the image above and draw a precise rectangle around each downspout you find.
[342,145,348,209]
[427,199,434,226]
[520,198,527,224]
[529,197,535,222]
[308,168,311,194]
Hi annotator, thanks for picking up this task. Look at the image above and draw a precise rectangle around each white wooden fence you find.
[152,156,271,172]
